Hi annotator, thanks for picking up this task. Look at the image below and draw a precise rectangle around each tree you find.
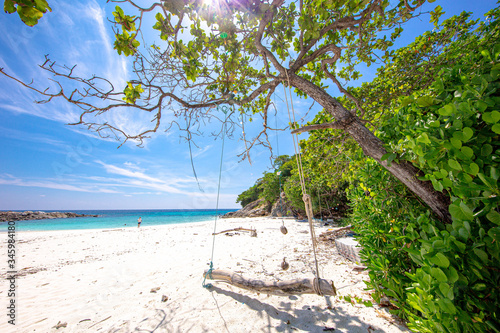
[236,181,262,207]
[1,0,454,221]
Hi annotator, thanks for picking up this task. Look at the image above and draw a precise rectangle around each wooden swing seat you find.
[203,269,337,296]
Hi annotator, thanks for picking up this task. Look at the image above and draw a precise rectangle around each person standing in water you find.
[137,217,142,228]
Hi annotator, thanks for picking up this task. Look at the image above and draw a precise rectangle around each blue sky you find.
[0,0,497,211]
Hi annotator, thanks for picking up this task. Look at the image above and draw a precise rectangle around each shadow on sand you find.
[105,286,406,333]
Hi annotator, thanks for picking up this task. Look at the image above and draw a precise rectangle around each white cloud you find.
[0,174,120,193]
[84,0,128,88]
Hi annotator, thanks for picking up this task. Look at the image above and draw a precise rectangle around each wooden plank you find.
[203,269,336,296]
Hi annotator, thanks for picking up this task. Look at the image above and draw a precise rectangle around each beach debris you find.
[161,295,169,302]
[88,316,112,328]
[34,317,48,324]
[150,287,161,293]
[352,265,367,271]
[318,225,353,243]
[379,296,391,307]
[280,225,288,235]
[0,266,48,279]
[323,327,336,331]
[79,319,91,323]
[53,321,67,329]
[212,227,257,237]
[281,257,290,271]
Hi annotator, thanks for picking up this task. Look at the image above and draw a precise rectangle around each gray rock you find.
[0,211,98,222]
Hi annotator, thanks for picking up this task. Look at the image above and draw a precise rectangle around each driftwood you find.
[212,227,257,237]
[319,225,353,243]
[203,269,336,296]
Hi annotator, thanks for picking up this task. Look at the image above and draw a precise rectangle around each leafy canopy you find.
[3,0,51,26]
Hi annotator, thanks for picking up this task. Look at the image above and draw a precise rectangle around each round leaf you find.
[462,127,473,142]
[448,159,462,171]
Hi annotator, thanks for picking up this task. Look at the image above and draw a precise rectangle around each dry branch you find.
[212,227,257,237]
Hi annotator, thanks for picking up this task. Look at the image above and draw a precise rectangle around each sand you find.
[0,217,410,332]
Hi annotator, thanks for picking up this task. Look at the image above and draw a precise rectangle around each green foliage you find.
[122,82,143,104]
[4,0,51,26]
[114,29,140,56]
[236,182,262,207]
[344,9,500,332]
[346,160,426,318]
[113,6,136,32]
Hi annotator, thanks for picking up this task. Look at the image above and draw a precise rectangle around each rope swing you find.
[202,98,337,297]
[282,71,323,296]
[203,105,230,289]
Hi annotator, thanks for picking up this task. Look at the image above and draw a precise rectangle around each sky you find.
[0,0,497,211]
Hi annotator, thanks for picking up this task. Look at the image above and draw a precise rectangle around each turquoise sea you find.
[0,209,237,232]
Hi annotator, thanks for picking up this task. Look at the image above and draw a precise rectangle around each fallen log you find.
[203,269,336,296]
[212,227,257,237]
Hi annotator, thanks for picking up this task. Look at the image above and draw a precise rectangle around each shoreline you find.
[0,217,408,333]
[0,219,215,234]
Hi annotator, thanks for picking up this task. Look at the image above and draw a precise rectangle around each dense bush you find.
[349,10,500,332]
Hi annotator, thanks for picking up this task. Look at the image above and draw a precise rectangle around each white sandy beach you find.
[1,217,409,332]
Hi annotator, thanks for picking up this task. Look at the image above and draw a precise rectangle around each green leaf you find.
[446,267,459,283]
[488,227,500,241]
[450,137,462,149]
[468,163,479,176]
[462,127,473,142]
[453,240,466,252]
[430,253,450,268]
[363,300,373,307]
[432,179,444,191]
[431,267,448,282]
[478,173,495,189]
[460,146,474,159]
[459,227,469,240]
[417,133,431,144]
[417,96,435,107]
[486,210,500,225]
[492,123,500,134]
[448,159,462,171]
[482,110,500,124]
[438,298,457,314]
[473,248,489,264]
[4,0,16,13]
[439,282,453,300]
[439,104,455,116]
[472,282,487,291]
[481,144,493,156]
[459,202,474,221]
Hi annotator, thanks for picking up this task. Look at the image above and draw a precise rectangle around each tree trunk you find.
[289,73,451,223]
[203,269,337,296]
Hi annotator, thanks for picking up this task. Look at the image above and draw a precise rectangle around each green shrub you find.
[351,37,500,333]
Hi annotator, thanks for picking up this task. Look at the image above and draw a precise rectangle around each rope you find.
[203,105,230,289]
[282,71,323,295]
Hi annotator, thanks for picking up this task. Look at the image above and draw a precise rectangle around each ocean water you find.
[0,209,237,232]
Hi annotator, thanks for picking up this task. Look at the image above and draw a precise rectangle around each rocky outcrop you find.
[222,198,272,218]
[0,211,98,222]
